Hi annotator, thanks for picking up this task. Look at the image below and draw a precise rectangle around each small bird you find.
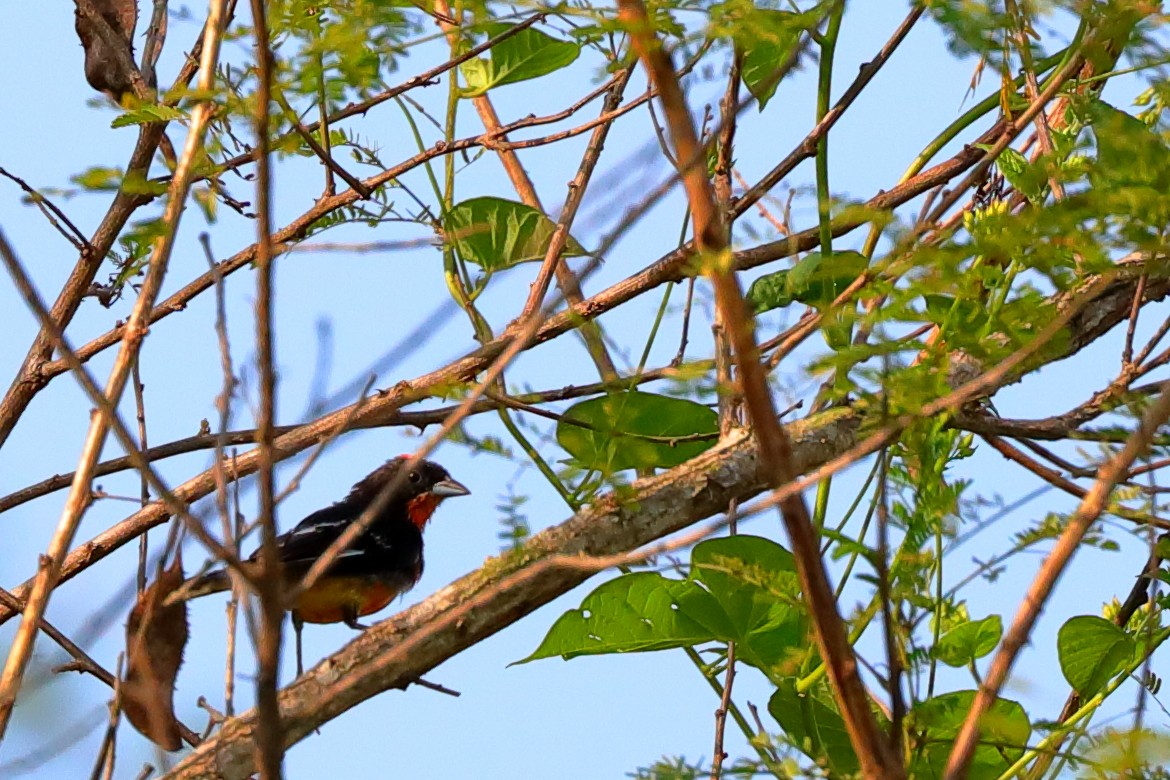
[180,456,470,675]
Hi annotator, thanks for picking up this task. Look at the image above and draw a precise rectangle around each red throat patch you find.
[406,493,441,530]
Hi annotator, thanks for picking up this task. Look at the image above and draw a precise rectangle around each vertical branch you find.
[0,0,231,742]
[708,641,736,780]
[614,2,902,776]
[875,447,904,748]
[248,1,284,777]
[713,51,742,436]
[710,500,738,780]
[87,654,124,780]
[313,11,335,196]
[132,359,151,594]
[227,453,244,719]
[202,231,243,717]
[814,2,844,255]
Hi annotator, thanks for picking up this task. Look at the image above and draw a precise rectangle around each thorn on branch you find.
[400,677,461,697]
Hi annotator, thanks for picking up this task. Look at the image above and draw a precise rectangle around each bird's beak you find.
[431,477,471,498]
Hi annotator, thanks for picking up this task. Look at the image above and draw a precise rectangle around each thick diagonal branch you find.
[614,0,902,774]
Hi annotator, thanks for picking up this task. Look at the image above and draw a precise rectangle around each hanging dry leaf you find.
[74,0,138,98]
[122,554,189,751]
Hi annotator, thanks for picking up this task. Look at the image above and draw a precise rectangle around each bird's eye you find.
[408,470,422,484]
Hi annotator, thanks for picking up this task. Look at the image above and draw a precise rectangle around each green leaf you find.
[922,294,985,330]
[111,104,187,129]
[120,170,169,197]
[907,691,1031,780]
[747,251,868,314]
[443,196,587,271]
[1089,100,1170,190]
[556,391,718,473]
[461,24,580,96]
[1057,615,1134,698]
[736,10,802,111]
[519,536,807,680]
[71,166,124,192]
[994,147,1046,205]
[518,572,718,659]
[689,536,803,674]
[820,306,852,352]
[787,251,868,307]
[935,614,1002,667]
[746,269,792,312]
[769,681,863,776]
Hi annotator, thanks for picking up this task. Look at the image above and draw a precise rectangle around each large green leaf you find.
[745,268,794,311]
[519,536,807,680]
[443,196,587,272]
[461,24,580,97]
[517,572,717,658]
[769,681,861,776]
[907,691,1031,780]
[1057,615,1134,698]
[556,391,718,473]
[747,251,866,349]
[934,613,1002,668]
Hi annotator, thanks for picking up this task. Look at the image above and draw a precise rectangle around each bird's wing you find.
[265,504,356,568]
[263,504,424,585]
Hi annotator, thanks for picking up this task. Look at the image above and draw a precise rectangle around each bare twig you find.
[709,641,736,780]
[944,380,1170,778]
[0,166,91,251]
[0,1,232,740]
[616,0,900,774]
[247,1,285,776]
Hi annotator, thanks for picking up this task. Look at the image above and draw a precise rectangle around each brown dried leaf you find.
[122,554,189,751]
[74,0,138,98]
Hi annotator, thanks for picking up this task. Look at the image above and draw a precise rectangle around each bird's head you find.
[349,456,470,530]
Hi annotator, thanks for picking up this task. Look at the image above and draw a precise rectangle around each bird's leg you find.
[341,607,370,632]
[292,612,305,678]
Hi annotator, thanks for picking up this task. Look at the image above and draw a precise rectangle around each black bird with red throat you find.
[180,456,470,674]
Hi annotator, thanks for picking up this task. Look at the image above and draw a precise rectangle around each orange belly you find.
[292,577,399,624]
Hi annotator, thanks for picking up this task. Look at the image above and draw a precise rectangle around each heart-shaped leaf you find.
[443,196,587,272]
[556,391,718,473]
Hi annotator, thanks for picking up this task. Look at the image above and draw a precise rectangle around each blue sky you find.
[0,2,1164,778]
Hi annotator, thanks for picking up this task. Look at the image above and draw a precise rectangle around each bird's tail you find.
[164,568,232,605]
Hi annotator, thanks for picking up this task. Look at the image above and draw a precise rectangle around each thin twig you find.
[943,379,1170,778]
[0,366,687,513]
[0,166,91,251]
[708,641,735,780]
[247,1,285,776]
[87,654,123,780]
[0,2,232,739]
